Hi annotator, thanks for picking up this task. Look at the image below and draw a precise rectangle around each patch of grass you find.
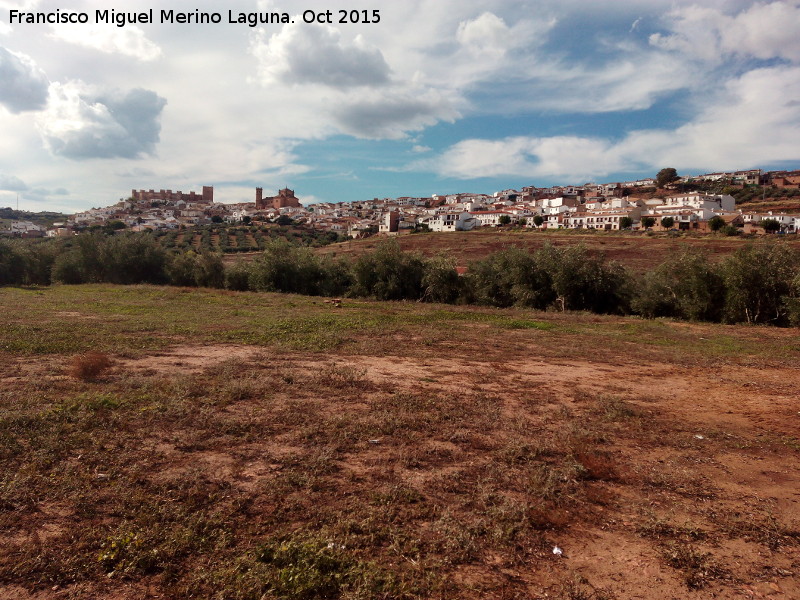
[720,512,800,550]
[502,318,554,330]
[573,450,621,482]
[637,517,708,542]
[316,363,373,390]
[67,352,113,382]
[251,534,424,600]
[660,543,727,589]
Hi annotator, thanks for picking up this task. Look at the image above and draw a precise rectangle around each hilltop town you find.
[4,167,800,239]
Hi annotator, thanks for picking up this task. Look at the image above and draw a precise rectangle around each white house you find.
[428,211,476,232]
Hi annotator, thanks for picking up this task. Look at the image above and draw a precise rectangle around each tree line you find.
[2,233,799,326]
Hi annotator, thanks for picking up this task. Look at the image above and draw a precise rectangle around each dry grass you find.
[1,285,799,599]
[67,351,112,382]
[315,228,800,272]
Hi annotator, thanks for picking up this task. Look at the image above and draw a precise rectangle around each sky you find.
[1,0,800,213]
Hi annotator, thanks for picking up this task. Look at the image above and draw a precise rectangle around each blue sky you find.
[1,0,799,212]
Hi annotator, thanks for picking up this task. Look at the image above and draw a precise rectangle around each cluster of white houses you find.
[3,168,800,238]
[385,191,792,234]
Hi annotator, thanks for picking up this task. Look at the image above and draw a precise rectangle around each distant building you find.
[256,187,302,210]
[131,186,213,204]
[379,210,400,234]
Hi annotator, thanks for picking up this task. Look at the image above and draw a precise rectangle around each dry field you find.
[315,230,800,273]
[1,285,799,599]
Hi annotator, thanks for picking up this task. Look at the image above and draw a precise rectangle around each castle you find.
[256,187,302,210]
[131,186,213,204]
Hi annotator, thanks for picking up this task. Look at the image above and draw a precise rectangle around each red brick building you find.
[131,186,213,204]
[255,187,302,210]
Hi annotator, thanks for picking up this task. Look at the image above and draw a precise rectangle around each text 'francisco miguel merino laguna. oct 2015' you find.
[8,8,383,27]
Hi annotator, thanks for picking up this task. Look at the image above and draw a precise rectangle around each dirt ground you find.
[3,336,796,599]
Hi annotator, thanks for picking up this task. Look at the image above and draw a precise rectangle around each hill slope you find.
[316,229,800,272]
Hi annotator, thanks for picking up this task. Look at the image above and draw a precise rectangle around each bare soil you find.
[3,336,797,599]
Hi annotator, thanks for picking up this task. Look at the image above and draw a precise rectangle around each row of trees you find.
[2,234,799,326]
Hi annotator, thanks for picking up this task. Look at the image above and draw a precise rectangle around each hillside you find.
[315,229,800,273]
[1,285,798,599]
[0,207,69,230]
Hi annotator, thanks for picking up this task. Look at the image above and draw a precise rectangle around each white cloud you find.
[250,20,459,140]
[0,173,27,190]
[456,12,512,58]
[48,24,162,61]
[422,65,800,181]
[650,1,800,63]
[423,135,624,180]
[36,81,167,159]
[251,23,390,88]
[331,89,458,139]
[0,46,49,113]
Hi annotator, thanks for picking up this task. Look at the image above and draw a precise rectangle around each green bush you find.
[194,252,225,288]
[787,272,800,326]
[633,247,725,322]
[722,243,800,325]
[539,244,631,314]
[49,233,167,285]
[708,216,725,232]
[249,238,344,296]
[351,238,425,300]
[166,250,224,288]
[51,250,86,284]
[0,239,25,285]
[101,234,168,285]
[167,251,200,287]
[224,260,252,291]
[421,254,462,304]
[465,247,553,308]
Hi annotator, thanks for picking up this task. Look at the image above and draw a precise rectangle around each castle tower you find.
[255,187,263,209]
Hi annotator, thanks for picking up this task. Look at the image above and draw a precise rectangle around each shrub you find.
[0,239,57,285]
[761,218,781,233]
[708,216,725,232]
[0,240,25,285]
[51,250,86,284]
[249,238,339,296]
[167,251,201,286]
[465,247,553,308]
[68,352,112,382]
[165,250,224,288]
[350,238,425,300]
[633,247,726,322]
[788,273,800,326]
[194,252,225,288]
[722,243,800,325]
[538,244,631,314]
[421,254,462,304]
[721,225,740,236]
[224,260,252,291]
